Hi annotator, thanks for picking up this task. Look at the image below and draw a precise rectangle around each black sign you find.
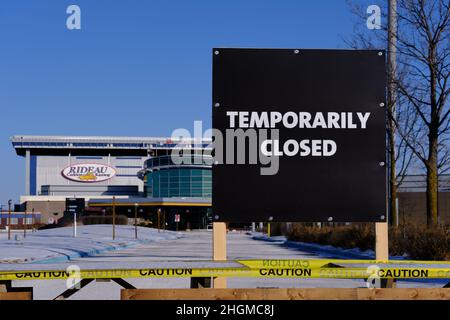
[212,49,386,222]
[65,198,85,215]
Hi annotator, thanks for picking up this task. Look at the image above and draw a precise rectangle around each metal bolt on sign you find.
[378,51,383,56]
[214,103,220,107]
[294,49,300,54]
[214,50,220,55]
[379,162,385,167]
[379,102,385,107]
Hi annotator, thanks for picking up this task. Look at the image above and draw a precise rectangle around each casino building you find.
[11,135,212,228]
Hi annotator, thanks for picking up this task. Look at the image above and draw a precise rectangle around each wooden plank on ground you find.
[121,288,450,300]
[0,292,32,300]
[356,288,450,300]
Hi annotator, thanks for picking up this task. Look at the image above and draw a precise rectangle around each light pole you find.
[7,200,12,240]
[157,208,161,233]
[73,209,77,238]
[186,209,190,231]
[134,203,138,239]
[162,209,166,232]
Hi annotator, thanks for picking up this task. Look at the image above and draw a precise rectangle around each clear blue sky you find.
[0,0,362,206]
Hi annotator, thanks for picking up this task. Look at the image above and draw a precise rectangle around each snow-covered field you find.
[0,225,181,263]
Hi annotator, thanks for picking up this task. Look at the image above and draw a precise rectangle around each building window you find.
[145,156,212,198]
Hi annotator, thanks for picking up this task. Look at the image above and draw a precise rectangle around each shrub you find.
[288,224,375,250]
[401,226,449,260]
[288,224,325,243]
[267,222,286,236]
[286,223,449,260]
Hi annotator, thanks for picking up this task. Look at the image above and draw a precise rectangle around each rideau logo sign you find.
[62,164,116,182]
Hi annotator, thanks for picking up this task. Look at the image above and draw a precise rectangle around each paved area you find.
[68,230,319,264]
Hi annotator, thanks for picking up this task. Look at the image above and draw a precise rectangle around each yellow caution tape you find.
[0,266,449,281]
[237,259,450,269]
[0,259,448,281]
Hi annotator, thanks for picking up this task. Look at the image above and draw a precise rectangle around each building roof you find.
[11,135,212,156]
[398,174,450,192]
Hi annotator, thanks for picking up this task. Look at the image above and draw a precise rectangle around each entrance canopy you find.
[88,197,211,208]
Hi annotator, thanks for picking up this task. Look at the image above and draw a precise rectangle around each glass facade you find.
[144,155,212,198]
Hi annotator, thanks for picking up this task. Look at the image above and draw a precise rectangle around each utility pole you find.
[112,196,116,240]
[388,0,398,226]
[7,200,12,240]
[375,0,397,265]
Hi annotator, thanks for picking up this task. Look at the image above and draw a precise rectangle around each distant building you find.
[11,135,211,227]
[397,174,450,225]
[0,212,42,228]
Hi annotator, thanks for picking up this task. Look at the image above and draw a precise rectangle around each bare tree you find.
[347,0,450,226]
[346,0,415,226]
[394,0,449,226]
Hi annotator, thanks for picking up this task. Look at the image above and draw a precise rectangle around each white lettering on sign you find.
[261,139,337,157]
[226,111,371,129]
[226,111,371,159]
[62,163,116,182]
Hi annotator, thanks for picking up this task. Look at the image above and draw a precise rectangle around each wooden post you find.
[112,196,116,240]
[375,222,389,260]
[32,208,35,232]
[23,210,26,238]
[213,222,227,288]
[375,222,395,288]
[134,203,138,240]
[7,200,11,241]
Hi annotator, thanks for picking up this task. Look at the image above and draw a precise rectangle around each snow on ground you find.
[252,233,400,260]
[0,225,181,263]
